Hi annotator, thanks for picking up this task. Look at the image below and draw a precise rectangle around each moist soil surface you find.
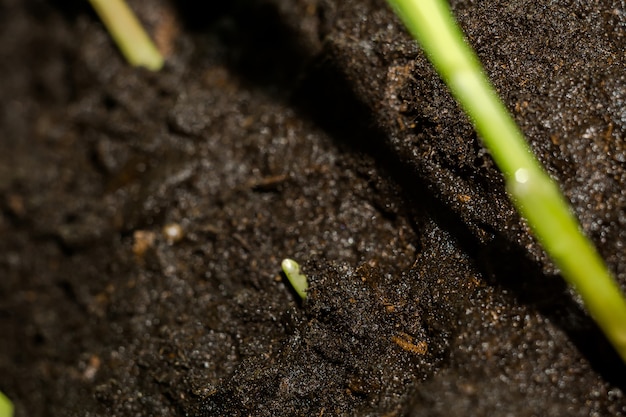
[1,0,626,416]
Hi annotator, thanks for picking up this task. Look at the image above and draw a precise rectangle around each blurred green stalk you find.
[0,391,13,417]
[387,0,626,362]
[88,0,163,70]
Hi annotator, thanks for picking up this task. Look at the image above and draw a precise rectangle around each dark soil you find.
[1,0,626,415]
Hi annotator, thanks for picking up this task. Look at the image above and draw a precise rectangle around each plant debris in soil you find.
[1,0,626,416]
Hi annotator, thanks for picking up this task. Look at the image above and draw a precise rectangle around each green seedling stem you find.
[0,391,13,417]
[281,259,309,300]
[88,0,163,71]
[387,0,626,362]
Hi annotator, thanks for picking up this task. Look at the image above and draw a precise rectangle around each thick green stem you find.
[387,0,626,361]
[88,0,164,71]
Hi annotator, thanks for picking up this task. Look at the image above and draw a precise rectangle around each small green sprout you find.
[281,258,309,300]
[387,0,626,362]
[88,0,164,70]
[0,391,13,417]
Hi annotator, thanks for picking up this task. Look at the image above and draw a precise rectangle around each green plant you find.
[386,0,626,362]
[0,391,13,417]
[88,0,163,70]
[281,258,309,300]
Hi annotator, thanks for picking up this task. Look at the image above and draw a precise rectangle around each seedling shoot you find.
[281,258,309,300]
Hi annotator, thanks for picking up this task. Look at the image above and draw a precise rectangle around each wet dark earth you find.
[1,0,626,415]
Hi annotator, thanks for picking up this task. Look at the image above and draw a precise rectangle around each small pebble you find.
[163,223,184,244]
